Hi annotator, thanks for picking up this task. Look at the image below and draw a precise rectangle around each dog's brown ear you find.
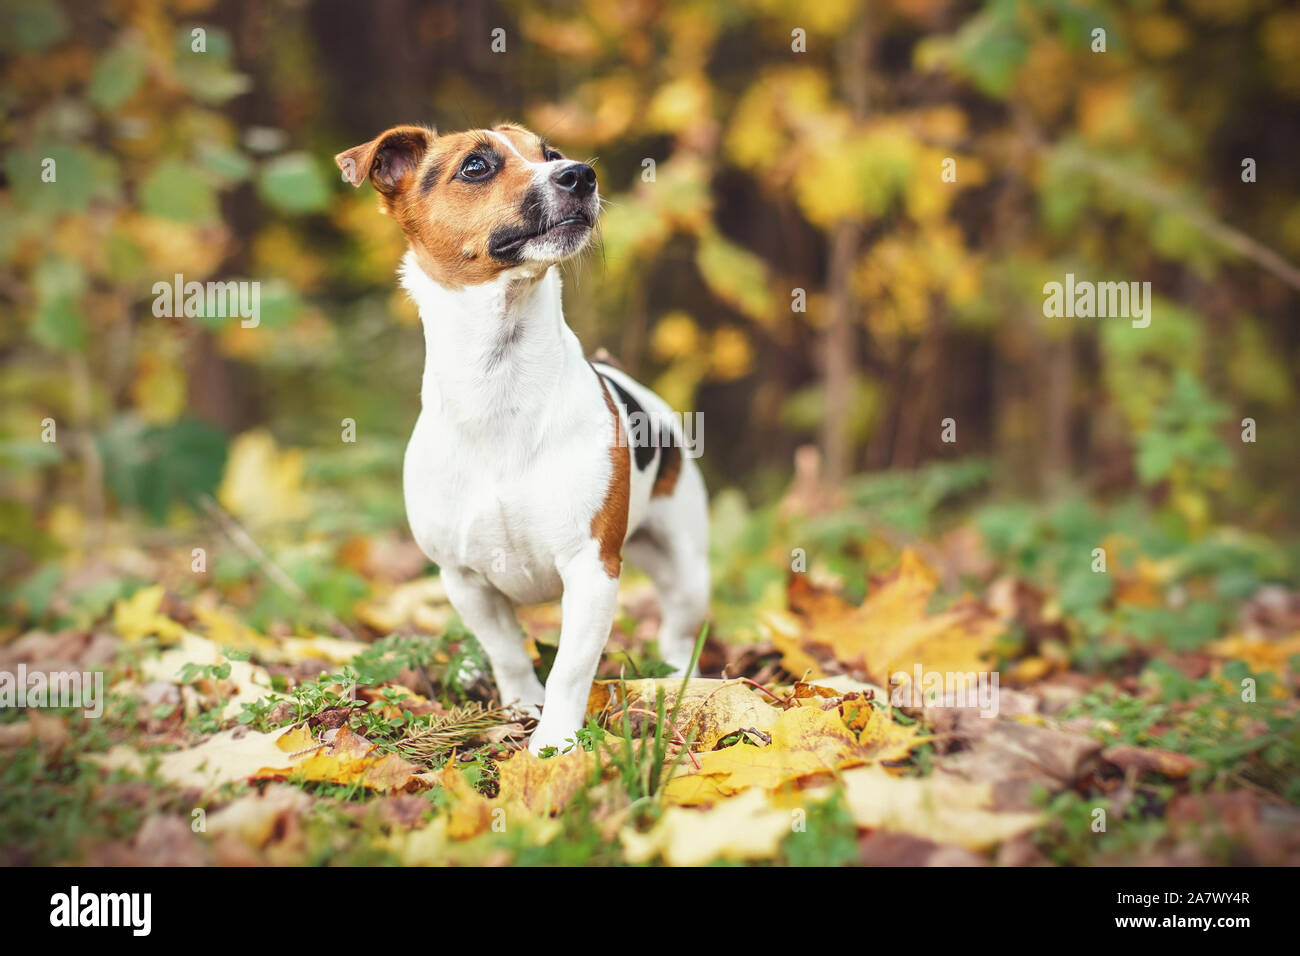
[335,125,433,194]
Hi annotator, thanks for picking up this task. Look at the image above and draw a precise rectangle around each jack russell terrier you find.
[336,123,710,753]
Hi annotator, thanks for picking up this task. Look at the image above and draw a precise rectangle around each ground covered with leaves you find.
[3,457,1299,867]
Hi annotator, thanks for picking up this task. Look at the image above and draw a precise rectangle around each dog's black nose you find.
[552,162,596,198]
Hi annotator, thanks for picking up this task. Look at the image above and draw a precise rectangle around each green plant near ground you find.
[1033,788,1170,867]
[0,702,166,864]
[781,789,859,866]
[581,625,710,807]
[1062,664,1300,804]
[237,630,489,739]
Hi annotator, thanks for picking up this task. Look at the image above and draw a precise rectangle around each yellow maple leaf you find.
[782,549,1000,687]
[254,726,419,792]
[436,748,595,840]
[217,429,308,526]
[663,703,920,805]
[761,609,826,680]
[112,585,185,644]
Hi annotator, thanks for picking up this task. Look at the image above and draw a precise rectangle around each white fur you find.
[399,251,709,753]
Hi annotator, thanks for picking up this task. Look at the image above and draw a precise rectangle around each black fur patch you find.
[487,184,547,262]
[599,373,656,471]
[420,160,445,193]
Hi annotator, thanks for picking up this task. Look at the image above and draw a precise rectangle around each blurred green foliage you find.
[2,0,1299,581]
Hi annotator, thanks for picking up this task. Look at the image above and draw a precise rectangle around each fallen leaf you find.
[621,787,795,866]
[93,727,295,790]
[663,702,921,805]
[435,748,594,840]
[1208,632,1300,688]
[140,630,275,721]
[207,785,312,849]
[112,585,184,644]
[355,577,453,634]
[779,550,1001,687]
[93,723,418,793]
[254,726,420,791]
[836,766,1042,851]
[761,609,827,679]
[587,677,781,750]
[1102,744,1206,779]
[858,831,987,866]
[217,429,308,526]
[931,716,1102,810]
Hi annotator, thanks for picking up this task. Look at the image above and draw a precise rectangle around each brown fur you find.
[591,372,630,578]
[588,347,626,372]
[335,123,559,289]
[651,444,682,498]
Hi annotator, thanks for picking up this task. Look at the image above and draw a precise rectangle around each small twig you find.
[198,493,359,642]
[287,742,328,759]
[734,677,795,708]
[1054,143,1300,293]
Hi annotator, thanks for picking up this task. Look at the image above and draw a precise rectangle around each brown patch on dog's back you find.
[591,370,630,578]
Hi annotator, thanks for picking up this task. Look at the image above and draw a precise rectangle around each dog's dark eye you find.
[544,149,563,162]
[460,155,491,179]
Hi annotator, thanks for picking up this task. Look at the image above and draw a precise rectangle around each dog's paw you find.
[527,722,577,755]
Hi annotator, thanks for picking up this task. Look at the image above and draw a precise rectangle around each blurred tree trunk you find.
[1042,333,1074,487]
[820,13,872,488]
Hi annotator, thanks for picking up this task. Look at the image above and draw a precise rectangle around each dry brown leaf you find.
[932,716,1103,810]
[1102,744,1206,779]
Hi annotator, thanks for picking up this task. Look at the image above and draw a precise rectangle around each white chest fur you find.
[399,252,649,606]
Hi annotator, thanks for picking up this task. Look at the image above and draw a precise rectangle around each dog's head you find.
[335,123,597,288]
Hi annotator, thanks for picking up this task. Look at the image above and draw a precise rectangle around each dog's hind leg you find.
[624,457,710,677]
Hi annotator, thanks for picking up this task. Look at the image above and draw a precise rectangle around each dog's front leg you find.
[440,568,546,717]
[528,547,619,754]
